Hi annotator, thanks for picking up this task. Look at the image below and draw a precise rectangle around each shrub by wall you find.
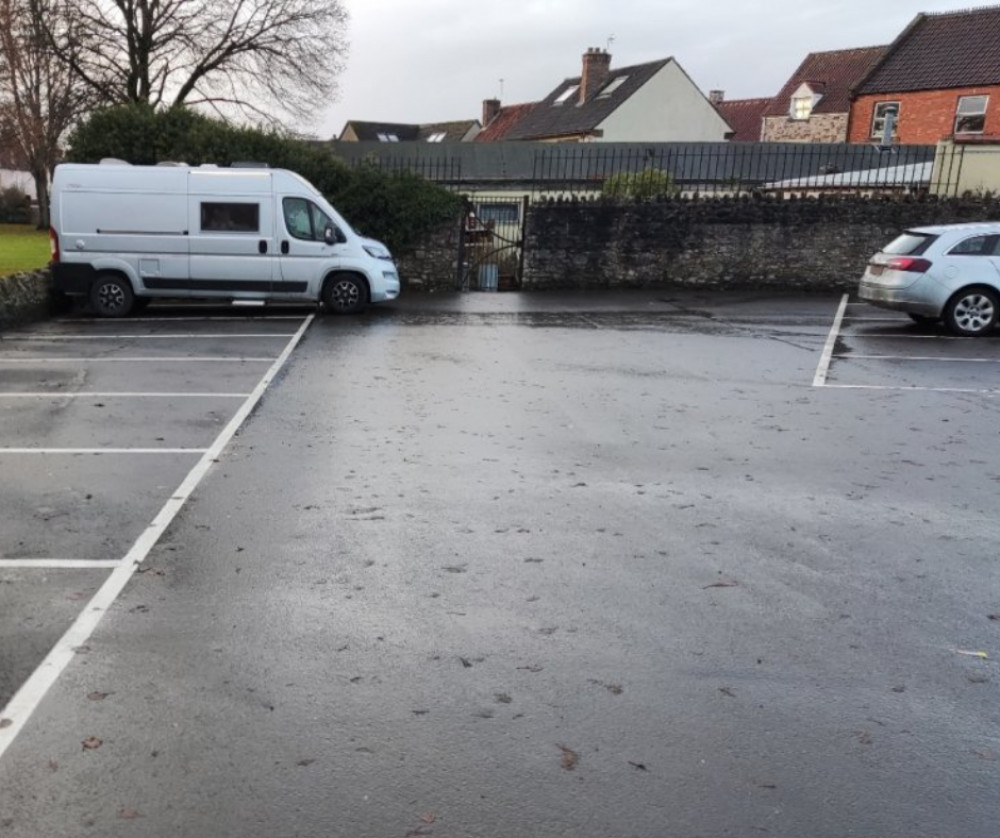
[0,269,56,328]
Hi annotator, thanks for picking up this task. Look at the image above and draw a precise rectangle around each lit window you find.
[955,95,988,134]
[426,132,447,142]
[870,102,900,139]
[598,76,628,98]
[553,85,579,106]
[792,96,812,120]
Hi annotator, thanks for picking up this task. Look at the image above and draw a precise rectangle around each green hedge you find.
[66,105,461,252]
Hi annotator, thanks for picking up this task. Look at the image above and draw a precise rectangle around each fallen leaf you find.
[719,687,736,698]
[48,759,58,773]
[628,761,648,771]
[557,744,579,771]
[87,692,112,701]
[854,731,873,746]
[956,650,989,659]
[296,759,315,767]
[82,737,102,750]
[988,615,1000,622]
[0,719,11,729]
[517,665,543,673]
[703,581,738,589]
[421,813,436,824]
[118,808,142,820]
[972,749,996,761]
[66,591,89,601]
[459,657,473,668]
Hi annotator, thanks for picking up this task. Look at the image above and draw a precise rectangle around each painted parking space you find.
[815,296,1000,393]
[0,307,313,754]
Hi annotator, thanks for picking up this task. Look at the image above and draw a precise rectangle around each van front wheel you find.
[89,274,135,318]
[322,274,367,315]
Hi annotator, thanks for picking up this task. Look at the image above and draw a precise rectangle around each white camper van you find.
[49,161,400,317]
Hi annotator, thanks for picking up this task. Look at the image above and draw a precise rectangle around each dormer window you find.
[789,83,821,121]
[553,85,579,106]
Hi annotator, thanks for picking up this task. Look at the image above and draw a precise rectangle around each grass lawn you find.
[0,223,50,276]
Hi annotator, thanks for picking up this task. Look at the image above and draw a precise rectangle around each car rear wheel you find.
[89,274,135,318]
[322,274,367,314]
[944,288,999,337]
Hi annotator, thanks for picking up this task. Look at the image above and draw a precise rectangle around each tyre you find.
[322,274,367,314]
[944,287,999,337]
[89,274,135,318]
[907,313,938,325]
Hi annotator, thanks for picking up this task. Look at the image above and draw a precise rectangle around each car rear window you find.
[882,232,938,256]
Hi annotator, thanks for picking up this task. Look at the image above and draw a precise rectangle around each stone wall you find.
[394,215,462,293]
[761,113,849,143]
[520,195,1000,291]
[0,269,56,329]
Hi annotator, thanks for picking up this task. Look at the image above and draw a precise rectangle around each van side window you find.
[201,202,259,233]
[283,197,337,241]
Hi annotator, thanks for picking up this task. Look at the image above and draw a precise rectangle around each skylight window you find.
[598,76,628,98]
[427,132,447,142]
[376,132,400,142]
[553,85,579,106]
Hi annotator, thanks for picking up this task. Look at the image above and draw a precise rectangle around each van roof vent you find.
[199,164,219,169]
[230,162,270,169]
[156,161,188,167]
[99,158,131,166]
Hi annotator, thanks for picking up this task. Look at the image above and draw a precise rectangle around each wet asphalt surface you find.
[1,290,998,837]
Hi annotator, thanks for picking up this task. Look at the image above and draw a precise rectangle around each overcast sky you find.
[316,0,994,139]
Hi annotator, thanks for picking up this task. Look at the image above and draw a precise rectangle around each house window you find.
[476,203,520,225]
[598,76,628,98]
[870,102,900,139]
[376,132,399,142]
[955,95,988,134]
[426,132,447,142]
[200,202,259,233]
[553,85,578,106]
[792,96,813,120]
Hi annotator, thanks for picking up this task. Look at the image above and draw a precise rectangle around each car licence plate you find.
[869,265,884,277]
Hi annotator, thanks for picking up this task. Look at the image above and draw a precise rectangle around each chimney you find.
[580,47,612,103]
[709,90,725,105]
[482,98,501,127]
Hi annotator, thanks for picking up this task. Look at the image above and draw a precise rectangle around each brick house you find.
[761,46,887,142]
[477,48,732,142]
[848,6,1000,145]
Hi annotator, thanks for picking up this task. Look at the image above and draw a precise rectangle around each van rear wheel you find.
[89,274,135,318]
[323,274,367,314]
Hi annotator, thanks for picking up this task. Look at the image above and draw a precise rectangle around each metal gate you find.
[456,196,528,291]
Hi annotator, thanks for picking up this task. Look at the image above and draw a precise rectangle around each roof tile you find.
[765,46,887,117]
[715,98,770,141]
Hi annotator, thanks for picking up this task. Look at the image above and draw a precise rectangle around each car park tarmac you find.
[0,291,997,838]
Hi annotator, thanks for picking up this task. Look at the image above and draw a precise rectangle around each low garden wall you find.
[519,194,1000,291]
[0,269,56,328]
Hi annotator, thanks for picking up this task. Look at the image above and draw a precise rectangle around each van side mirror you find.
[324,226,344,245]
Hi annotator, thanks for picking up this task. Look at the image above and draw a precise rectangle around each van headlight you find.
[364,244,393,260]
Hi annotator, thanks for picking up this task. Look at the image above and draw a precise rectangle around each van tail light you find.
[886,257,931,273]
[49,227,60,263]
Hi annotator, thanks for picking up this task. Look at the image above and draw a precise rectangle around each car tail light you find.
[48,227,60,263]
[886,257,931,272]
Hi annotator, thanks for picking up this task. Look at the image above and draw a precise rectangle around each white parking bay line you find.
[0,448,209,454]
[7,333,296,340]
[0,559,121,569]
[0,313,314,759]
[822,383,1000,395]
[834,354,1000,363]
[813,293,849,387]
[0,357,276,363]
[0,392,251,399]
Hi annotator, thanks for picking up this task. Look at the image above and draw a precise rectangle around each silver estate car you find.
[858,222,1000,336]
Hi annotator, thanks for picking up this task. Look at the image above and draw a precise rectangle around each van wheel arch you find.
[322,272,369,315]
[89,271,136,318]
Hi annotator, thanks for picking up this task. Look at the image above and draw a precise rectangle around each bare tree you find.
[36,0,350,124]
[0,0,92,228]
